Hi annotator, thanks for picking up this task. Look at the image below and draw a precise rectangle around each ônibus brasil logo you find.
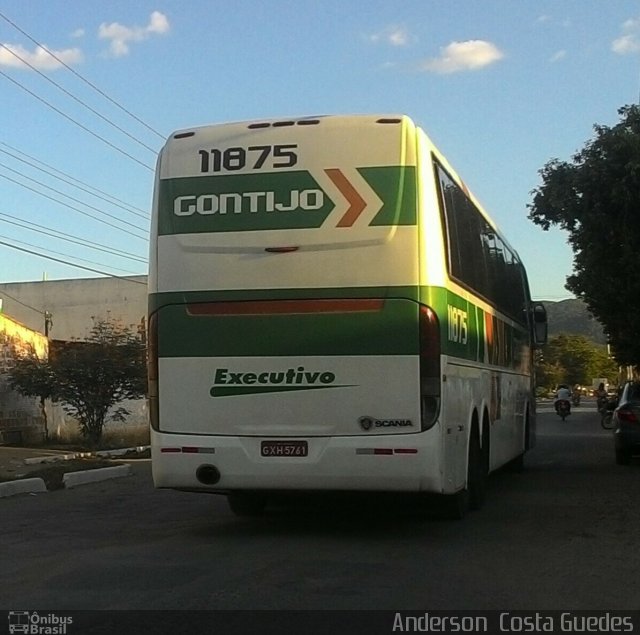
[8,611,73,635]
[210,366,354,397]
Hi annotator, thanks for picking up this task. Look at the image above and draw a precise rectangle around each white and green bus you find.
[148,114,547,518]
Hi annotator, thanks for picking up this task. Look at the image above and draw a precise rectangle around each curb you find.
[62,464,132,489]
[23,446,150,465]
[23,453,78,465]
[0,477,47,498]
[94,446,149,458]
[1,464,134,497]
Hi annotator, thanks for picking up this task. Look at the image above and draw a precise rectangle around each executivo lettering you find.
[210,366,354,397]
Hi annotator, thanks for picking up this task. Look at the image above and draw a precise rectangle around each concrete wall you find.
[0,275,147,341]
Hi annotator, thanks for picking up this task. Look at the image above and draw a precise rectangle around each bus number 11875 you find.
[199,145,298,173]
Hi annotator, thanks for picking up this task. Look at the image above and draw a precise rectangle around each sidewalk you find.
[0,446,77,481]
[0,445,148,497]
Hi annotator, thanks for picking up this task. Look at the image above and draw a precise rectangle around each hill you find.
[541,298,607,344]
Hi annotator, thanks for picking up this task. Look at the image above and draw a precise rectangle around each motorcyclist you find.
[572,385,581,406]
[554,384,572,414]
[596,382,608,412]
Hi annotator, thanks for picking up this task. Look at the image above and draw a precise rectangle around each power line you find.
[0,42,158,154]
[0,171,148,240]
[0,288,45,315]
[0,141,149,220]
[0,68,154,172]
[0,213,147,263]
[0,161,148,233]
[0,232,140,274]
[0,10,165,141]
[0,238,148,284]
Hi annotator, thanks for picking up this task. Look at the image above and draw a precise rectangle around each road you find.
[1,399,638,612]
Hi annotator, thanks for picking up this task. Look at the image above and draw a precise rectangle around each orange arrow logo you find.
[324,168,367,227]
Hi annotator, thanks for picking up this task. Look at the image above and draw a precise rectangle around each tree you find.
[8,317,147,446]
[528,105,640,367]
[536,334,618,391]
[7,346,55,442]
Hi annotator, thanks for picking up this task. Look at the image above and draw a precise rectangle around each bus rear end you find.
[148,114,443,504]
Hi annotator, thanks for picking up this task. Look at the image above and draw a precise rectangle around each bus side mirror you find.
[531,303,548,347]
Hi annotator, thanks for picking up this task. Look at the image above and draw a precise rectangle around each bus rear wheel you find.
[468,424,489,511]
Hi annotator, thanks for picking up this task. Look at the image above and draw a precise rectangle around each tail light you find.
[419,305,441,430]
[617,408,638,423]
[147,312,159,431]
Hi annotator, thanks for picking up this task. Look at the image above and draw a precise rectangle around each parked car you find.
[612,381,640,465]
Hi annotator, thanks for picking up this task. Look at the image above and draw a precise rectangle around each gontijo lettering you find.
[174,189,324,216]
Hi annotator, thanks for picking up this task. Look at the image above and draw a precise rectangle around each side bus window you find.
[434,159,527,326]
[434,162,487,295]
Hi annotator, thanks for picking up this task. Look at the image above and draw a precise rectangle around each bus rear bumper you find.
[151,430,443,494]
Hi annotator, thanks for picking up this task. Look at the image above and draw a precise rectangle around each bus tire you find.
[468,423,488,511]
[506,413,528,473]
[227,491,267,517]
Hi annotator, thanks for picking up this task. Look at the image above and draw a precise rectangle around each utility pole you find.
[44,311,53,337]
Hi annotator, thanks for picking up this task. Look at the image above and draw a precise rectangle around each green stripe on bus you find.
[151,285,529,369]
[149,286,421,314]
[155,297,420,358]
[361,166,417,226]
[157,167,417,235]
[423,286,529,370]
[210,384,354,398]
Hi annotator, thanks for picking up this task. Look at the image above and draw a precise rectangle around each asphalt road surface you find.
[1,398,638,612]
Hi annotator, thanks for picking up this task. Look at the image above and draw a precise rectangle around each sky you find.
[1,1,639,302]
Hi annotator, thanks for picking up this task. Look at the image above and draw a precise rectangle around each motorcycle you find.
[571,393,581,407]
[599,396,617,430]
[556,399,571,421]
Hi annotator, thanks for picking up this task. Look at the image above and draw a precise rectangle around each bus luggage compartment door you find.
[155,297,422,437]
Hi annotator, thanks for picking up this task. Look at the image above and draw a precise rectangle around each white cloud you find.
[71,28,85,39]
[612,34,640,55]
[612,16,640,55]
[420,40,504,74]
[622,17,640,31]
[535,15,571,28]
[549,50,567,63]
[0,43,83,70]
[99,11,170,57]
[369,25,413,47]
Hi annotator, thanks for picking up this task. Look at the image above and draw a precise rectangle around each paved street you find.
[1,401,639,612]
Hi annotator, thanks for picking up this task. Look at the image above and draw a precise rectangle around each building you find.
[0,275,147,341]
